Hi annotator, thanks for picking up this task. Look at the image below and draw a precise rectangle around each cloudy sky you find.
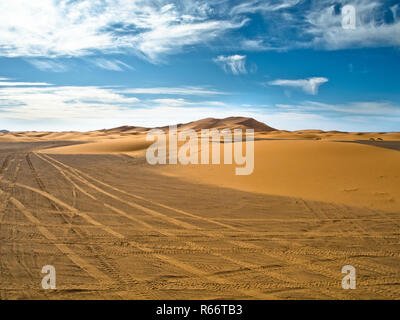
[0,0,399,131]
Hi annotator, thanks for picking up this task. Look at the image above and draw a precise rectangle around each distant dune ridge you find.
[93,117,276,133]
[100,125,149,133]
[2,116,400,136]
[159,117,276,132]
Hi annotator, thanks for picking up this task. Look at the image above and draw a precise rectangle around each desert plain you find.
[0,117,399,299]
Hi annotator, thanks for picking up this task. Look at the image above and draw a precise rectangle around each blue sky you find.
[0,0,399,132]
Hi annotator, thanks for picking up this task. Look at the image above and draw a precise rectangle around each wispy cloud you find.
[0,0,246,62]
[213,55,247,75]
[0,79,233,131]
[91,58,133,71]
[152,98,227,107]
[274,100,400,123]
[304,1,400,50]
[231,0,300,15]
[301,101,400,116]
[0,0,398,63]
[123,86,227,96]
[0,84,140,130]
[27,59,68,72]
[235,0,400,52]
[268,77,328,95]
[240,39,279,51]
[0,78,52,86]
[266,100,400,131]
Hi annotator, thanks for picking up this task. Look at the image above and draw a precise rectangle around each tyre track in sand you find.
[321,202,400,299]
[2,154,137,298]
[0,187,113,286]
[0,154,20,223]
[0,154,12,175]
[36,154,327,295]
[4,156,274,299]
[302,199,400,287]
[37,153,359,299]
[40,153,400,299]
[0,154,35,299]
[24,154,150,298]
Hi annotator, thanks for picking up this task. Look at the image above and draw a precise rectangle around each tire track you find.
[273,201,400,298]
[300,198,348,237]
[283,198,400,298]
[39,153,241,231]
[11,155,143,298]
[37,153,352,299]
[312,200,400,274]
[0,155,21,223]
[0,158,37,300]
[0,187,113,285]
[2,172,273,299]
[26,153,68,218]
[25,155,149,297]
[42,153,400,299]
[35,155,319,291]
[322,202,400,296]
[0,154,12,176]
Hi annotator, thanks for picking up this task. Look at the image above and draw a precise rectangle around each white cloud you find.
[305,1,400,50]
[0,0,246,62]
[230,0,300,15]
[301,101,400,116]
[152,98,191,107]
[0,0,398,63]
[0,79,52,86]
[234,0,400,52]
[122,86,226,96]
[0,86,139,109]
[0,84,140,130]
[152,98,227,107]
[134,19,248,62]
[0,80,233,131]
[240,39,280,51]
[91,58,133,71]
[266,100,400,131]
[213,55,247,74]
[268,77,328,95]
[26,59,68,72]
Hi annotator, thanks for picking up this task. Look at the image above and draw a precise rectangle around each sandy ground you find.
[1,120,400,300]
[160,139,400,213]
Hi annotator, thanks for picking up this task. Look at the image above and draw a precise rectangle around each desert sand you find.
[1,117,399,300]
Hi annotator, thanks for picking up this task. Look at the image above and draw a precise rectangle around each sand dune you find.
[99,125,149,134]
[159,139,400,213]
[42,135,151,155]
[3,117,400,211]
[162,116,276,132]
[2,116,399,142]
[5,117,400,213]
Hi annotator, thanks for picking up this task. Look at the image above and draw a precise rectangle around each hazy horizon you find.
[1,115,400,134]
